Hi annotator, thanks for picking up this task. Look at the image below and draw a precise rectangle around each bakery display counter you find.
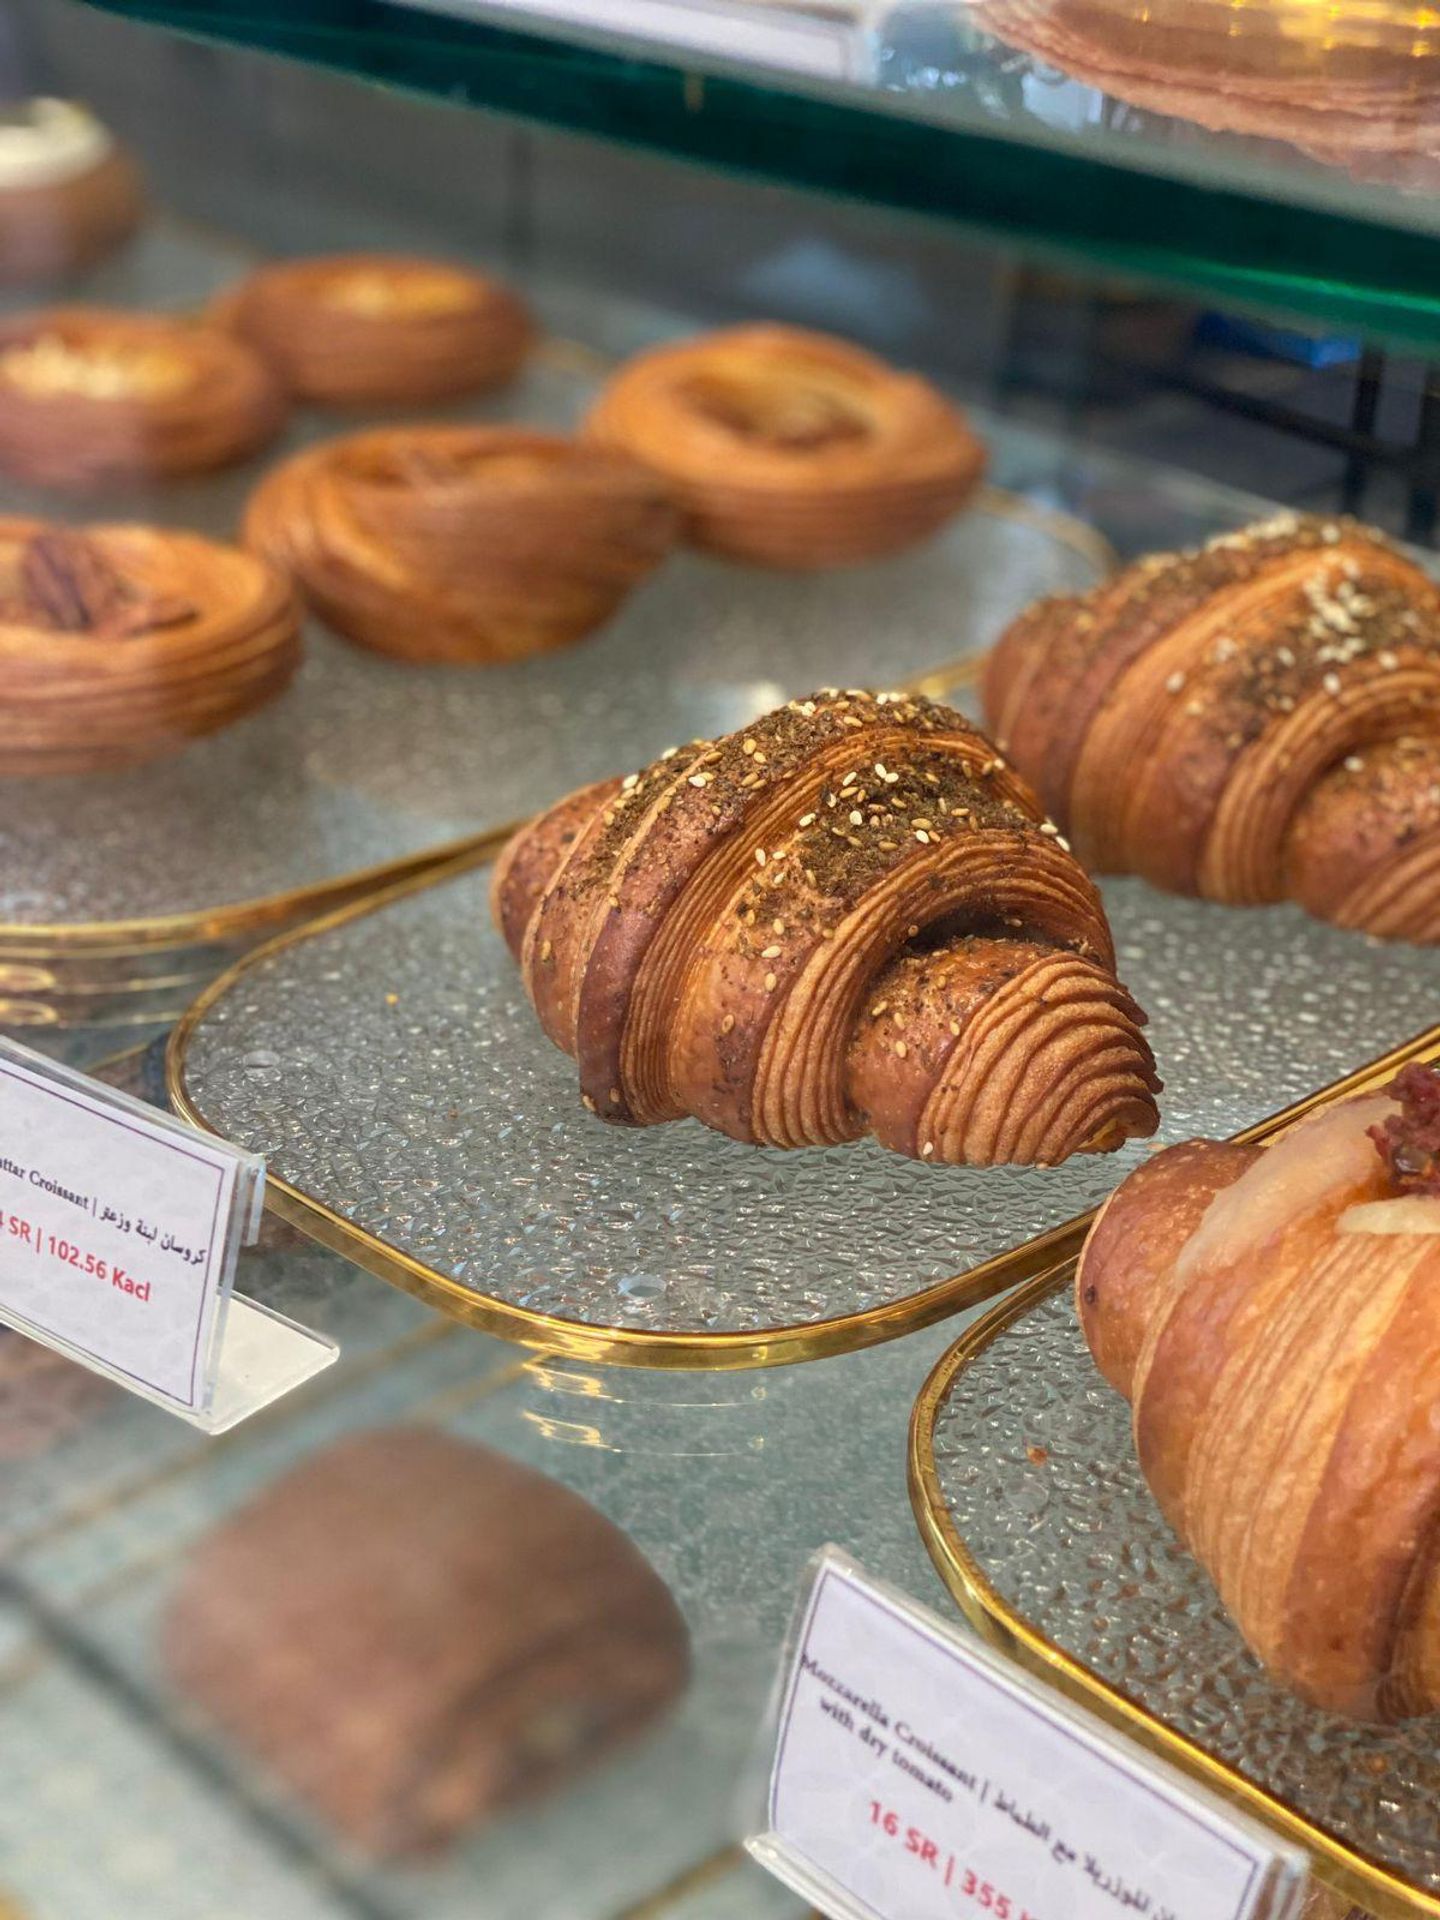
[76,0,1440,348]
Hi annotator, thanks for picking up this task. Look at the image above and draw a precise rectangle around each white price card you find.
[0,1039,336,1432]
[750,1551,1308,1920]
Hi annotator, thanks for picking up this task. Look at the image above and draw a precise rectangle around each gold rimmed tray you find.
[166,790,1440,1365]
[908,1024,1440,1920]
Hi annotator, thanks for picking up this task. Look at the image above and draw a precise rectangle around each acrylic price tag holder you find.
[0,1039,335,1432]
[749,1550,1307,1920]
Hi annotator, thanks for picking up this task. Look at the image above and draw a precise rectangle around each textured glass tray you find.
[0,207,1105,969]
[168,833,1440,1365]
[908,1033,1440,1920]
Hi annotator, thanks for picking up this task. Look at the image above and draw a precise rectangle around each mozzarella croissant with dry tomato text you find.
[493,690,1160,1167]
[984,513,1440,942]
[1077,1061,1440,1720]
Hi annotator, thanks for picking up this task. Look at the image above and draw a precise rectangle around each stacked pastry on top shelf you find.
[495,688,1160,1167]
[985,512,1440,943]
[976,0,1440,182]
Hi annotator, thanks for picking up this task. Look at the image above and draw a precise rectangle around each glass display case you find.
[0,4,1436,1918]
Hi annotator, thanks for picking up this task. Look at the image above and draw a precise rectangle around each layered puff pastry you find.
[0,100,143,286]
[0,306,286,488]
[244,424,678,665]
[494,689,1160,1167]
[0,519,301,774]
[985,513,1440,943]
[1078,1061,1440,1720]
[975,0,1440,184]
[585,324,986,568]
[211,252,534,406]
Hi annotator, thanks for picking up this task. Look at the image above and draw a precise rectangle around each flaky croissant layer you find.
[985,512,1440,943]
[493,690,1159,1167]
[1077,1064,1440,1720]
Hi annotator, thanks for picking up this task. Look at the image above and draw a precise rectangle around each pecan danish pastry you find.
[245,424,678,665]
[985,513,1440,942]
[0,100,143,286]
[211,252,533,406]
[585,324,986,568]
[0,306,286,488]
[1078,1062,1440,1720]
[0,519,300,774]
[495,690,1159,1166]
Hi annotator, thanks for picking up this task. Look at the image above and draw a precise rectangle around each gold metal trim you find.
[168,823,1440,1369]
[2,487,1103,960]
[908,1025,1440,1920]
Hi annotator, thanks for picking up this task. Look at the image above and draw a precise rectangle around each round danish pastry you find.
[245,424,678,665]
[0,518,301,775]
[0,306,286,488]
[585,324,986,568]
[211,252,533,406]
[0,100,143,286]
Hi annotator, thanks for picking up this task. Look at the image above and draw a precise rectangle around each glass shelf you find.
[86,0,1440,349]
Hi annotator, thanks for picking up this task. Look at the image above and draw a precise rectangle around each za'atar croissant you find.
[585,324,986,569]
[0,519,301,775]
[984,513,1440,943]
[1078,1061,1440,1721]
[211,252,533,406]
[245,424,678,665]
[0,306,286,488]
[494,690,1160,1166]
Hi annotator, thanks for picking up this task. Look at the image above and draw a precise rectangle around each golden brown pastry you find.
[211,252,533,406]
[244,424,678,665]
[0,519,301,775]
[584,324,985,568]
[1077,1061,1440,1721]
[164,1427,690,1858]
[494,689,1159,1166]
[0,100,143,286]
[974,0,1440,182]
[0,306,286,488]
[984,513,1440,943]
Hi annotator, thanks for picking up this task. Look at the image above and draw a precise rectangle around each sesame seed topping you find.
[755,848,767,865]
[761,944,782,959]
[720,1013,735,1034]
[764,971,778,992]
[742,738,756,755]
[798,812,816,827]
[914,829,930,844]
[921,1141,935,1158]
[539,939,553,962]
[895,1040,908,1058]
[1165,670,1186,694]
[609,1088,621,1105]
[1323,672,1343,696]
[581,1094,596,1112]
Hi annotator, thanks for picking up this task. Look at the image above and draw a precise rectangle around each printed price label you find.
[754,1554,1305,1920]
[0,1044,256,1413]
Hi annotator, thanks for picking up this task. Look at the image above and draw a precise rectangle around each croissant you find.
[0,519,301,775]
[984,513,1440,943]
[165,1427,689,1857]
[210,252,533,406]
[0,307,286,488]
[0,100,143,286]
[244,424,678,665]
[584,324,986,569]
[1077,1061,1440,1721]
[493,690,1160,1166]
